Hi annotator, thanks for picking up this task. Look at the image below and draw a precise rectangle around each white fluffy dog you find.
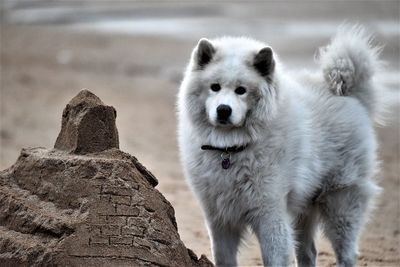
[177,26,383,267]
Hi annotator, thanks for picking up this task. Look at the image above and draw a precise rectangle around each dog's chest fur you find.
[188,144,286,225]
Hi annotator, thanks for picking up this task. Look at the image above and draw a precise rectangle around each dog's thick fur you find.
[177,26,383,267]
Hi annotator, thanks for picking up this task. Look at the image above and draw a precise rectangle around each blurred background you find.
[1,1,399,265]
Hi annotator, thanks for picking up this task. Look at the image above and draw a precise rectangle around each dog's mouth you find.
[209,119,232,128]
[217,119,230,125]
[213,118,243,129]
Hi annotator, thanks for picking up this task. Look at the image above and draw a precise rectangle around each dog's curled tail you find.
[318,25,387,124]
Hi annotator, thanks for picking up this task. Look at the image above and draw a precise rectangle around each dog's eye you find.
[235,86,247,95]
[210,83,221,92]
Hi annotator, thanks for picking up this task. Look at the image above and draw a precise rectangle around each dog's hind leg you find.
[318,183,378,267]
[208,223,244,267]
[294,207,319,267]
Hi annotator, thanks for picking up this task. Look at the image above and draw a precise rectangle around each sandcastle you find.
[0,90,212,266]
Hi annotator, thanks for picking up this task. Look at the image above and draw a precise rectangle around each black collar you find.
[201,144,248,153]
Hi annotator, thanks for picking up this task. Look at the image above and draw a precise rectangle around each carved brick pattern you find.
[89,185,154,248]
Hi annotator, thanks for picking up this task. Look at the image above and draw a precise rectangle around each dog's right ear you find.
[194,38,215,68]
[253,47,275,77]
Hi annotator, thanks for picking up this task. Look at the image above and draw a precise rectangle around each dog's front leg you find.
[252,210,293,267]
[208,222,243,267]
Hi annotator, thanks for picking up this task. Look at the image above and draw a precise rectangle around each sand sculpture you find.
[0,90,212,266]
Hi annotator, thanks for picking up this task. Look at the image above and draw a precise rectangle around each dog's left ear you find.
[195,38,215,68]
[253,47,275,77]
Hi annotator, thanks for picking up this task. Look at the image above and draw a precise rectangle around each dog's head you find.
[182,37,279,135]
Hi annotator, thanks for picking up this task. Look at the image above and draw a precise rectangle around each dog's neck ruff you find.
[201,144,248,170]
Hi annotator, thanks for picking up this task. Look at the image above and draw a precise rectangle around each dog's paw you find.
[325,58,355,96]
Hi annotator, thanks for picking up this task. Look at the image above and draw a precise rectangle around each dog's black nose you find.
[217,104,232,122]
